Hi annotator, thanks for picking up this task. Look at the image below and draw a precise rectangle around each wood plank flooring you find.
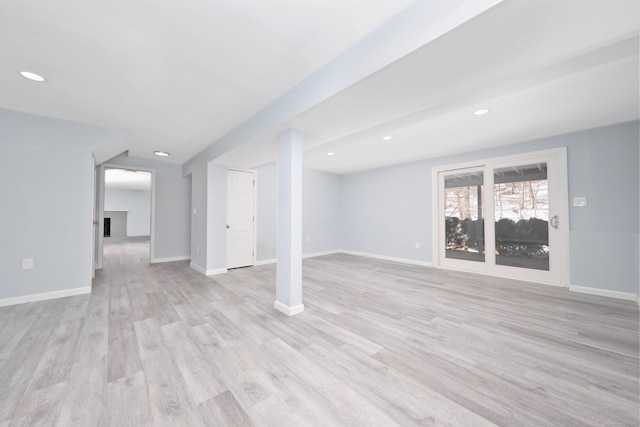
[1,236,638,426]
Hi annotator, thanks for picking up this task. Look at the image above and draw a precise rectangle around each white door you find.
[227,169,255,269]
[436,148,569,286]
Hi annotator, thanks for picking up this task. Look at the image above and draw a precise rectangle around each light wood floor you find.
[0,237,638,426]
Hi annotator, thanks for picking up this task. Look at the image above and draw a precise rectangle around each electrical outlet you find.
[415,242,420,249]
[22,258,34,270]
[305,236,310,242]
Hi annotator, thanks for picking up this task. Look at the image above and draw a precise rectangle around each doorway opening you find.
[104,217,111,237]
[94,165,155,272]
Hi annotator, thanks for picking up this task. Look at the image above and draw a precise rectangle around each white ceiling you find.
[0,0,414,165]
[2,0,638,175]
[217,0,640,173]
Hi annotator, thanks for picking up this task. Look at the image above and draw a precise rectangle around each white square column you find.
[275,129,304,316]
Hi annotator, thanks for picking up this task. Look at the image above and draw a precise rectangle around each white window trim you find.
[431,147,570,287]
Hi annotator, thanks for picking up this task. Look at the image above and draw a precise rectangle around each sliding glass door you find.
[436,149,568,285]
[493,163,549,271]
[443,168,485,266]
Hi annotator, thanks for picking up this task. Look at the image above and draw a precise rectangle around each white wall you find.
[0,108,126,301]
[104,188,151,236]
[341,121,639,297]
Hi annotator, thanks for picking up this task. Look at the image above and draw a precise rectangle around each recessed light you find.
[19,71,46,82]
[327,152,335,156]
[474,108,490,115]
[382,136,392,141]
[154,151,170,157]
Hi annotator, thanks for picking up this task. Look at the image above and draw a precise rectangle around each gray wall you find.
[206,163,227,272]
[255,163,343,261]
[185,159,227,273]
[104,211,127,237]
[566,123,639,295]
[341,121,639,295]
[341,160,431,261]
[256,163,278,261]
[0,108,126,300]
[189,160,207,271]
[107,155,191,262]
[104,188,151,236]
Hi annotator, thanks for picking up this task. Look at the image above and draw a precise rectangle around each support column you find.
[275,129,304,316]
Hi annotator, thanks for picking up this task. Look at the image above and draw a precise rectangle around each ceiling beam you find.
[182,0,504,175]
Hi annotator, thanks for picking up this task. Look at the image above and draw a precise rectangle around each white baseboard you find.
[203,249,386,273]
[0,286,91,308]
[569,285,638,302]
[206,268,228,276]
[340,250,433,267]
[190,263,228,276]
[151,255,190,264]
[339,251,640,303]
[255,250,342,266]
[196,251,640,305]
[257,250,431,267]
[274,301,305,316]
[303,250,343,259]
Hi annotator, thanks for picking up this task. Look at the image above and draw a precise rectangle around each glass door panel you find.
[444,171,485,263]
[494,163,549,271]
[436,148,567,285]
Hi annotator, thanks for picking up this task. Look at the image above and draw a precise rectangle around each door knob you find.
[226,224,230,229]
[550,215,559,229]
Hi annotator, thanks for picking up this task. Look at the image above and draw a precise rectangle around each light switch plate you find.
[572,196,588,207]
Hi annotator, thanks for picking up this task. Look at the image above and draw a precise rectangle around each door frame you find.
[436,165,487,274]
[226,168,257,269]
[101,164,156,264]
[93,162,105,272]
[432,147,569,287]
[91,158,98,278]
